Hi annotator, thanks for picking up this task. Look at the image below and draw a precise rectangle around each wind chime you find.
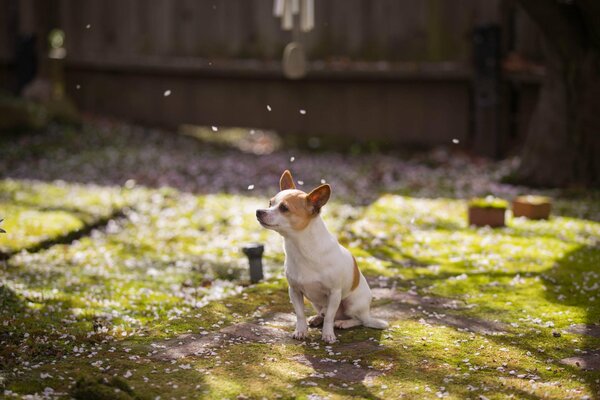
[273,0,315,79]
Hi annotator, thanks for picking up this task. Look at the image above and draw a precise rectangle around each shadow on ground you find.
[544,245,600,393]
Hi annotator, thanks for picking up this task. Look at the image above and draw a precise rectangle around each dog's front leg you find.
[322,288,342,343]
[289,286,308,340]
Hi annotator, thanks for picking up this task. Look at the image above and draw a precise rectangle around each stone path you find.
[290,353,384,383]
[153,287,600,376]
[152,285,512,382]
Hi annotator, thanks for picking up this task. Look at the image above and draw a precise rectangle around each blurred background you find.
[0,0,598,189]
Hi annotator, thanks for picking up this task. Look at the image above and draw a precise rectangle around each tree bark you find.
[515,1,600,187]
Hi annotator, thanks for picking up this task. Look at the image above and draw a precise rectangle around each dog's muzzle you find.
[256,209,266,223]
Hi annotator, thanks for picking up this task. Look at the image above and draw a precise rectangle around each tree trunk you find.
[515,0,600,187]
[517,41,600,187]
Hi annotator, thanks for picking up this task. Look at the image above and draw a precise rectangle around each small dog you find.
[256,170,388,343]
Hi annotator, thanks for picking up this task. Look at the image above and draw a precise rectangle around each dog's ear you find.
[306,184,331,213]
[279,170,296,191]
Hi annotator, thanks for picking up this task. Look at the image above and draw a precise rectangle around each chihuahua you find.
[256,170,388,343]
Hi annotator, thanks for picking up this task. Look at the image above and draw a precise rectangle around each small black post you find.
[242,243,264,283]
[472,24,502,158]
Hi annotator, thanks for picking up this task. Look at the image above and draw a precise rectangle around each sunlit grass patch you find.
[367,320,594,399]
[0,203,85,253]
[0,179,125,216]
[0,179,127,253]
[351,195,600,323]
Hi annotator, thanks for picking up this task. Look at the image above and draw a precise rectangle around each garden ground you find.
[1,121,599,399]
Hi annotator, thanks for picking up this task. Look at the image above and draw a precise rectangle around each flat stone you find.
[221,322,293,344]
[153,333,222,361]
[566,324,600,338]
[561,350,600,371]
[262,312,297,327]
[291,354,383,382]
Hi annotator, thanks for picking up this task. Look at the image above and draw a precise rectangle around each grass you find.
[1,122,599,399]
[1,179,599,399]
[0,179,125,254]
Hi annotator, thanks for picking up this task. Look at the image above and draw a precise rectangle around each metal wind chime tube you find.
[273,0,315,79]
[273,0,314,32]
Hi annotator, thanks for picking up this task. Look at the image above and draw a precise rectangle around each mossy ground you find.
[1,124,599,399]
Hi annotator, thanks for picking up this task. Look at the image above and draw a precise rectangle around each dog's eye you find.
[279,203,289,212]
[268,200,272,207]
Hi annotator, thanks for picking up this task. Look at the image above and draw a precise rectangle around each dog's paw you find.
[321,331,337,343]
[292,329,308,340]
[308,315,324,328]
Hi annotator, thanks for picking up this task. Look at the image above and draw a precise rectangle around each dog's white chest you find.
[286,269,329,305]
[285,251,339,306]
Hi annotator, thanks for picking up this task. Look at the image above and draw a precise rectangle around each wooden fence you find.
[0,0,545,155]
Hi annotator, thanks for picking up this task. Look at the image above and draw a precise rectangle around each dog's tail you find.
[360,315,388,329]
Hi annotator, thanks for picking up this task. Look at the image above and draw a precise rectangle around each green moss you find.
[0,202,85,252]
[2,181,600,399]
[71,376,146,400]
[514,195,552,205]
[468,196,509,209]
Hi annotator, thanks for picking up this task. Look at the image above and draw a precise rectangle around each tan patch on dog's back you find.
[280,190,313,230]
[352,257,360,291]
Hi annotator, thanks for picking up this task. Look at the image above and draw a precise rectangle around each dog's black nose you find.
[256,209,266,218]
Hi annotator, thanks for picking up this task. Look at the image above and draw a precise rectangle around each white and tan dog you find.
[256,170,388,343]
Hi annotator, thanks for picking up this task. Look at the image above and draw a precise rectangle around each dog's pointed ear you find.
[279,170,296,191]
[306,184,331,213]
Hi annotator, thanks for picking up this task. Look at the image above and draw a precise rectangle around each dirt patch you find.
[566,324,600,338]
[335,340,384,354]
[561,350,600,371]
[291,354,383,383]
